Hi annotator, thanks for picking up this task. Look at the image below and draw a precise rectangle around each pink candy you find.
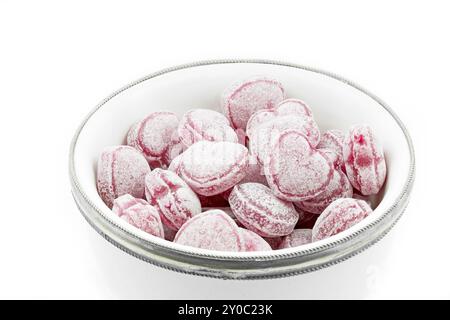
[249,116,321,165]
[145,168,201,231]
[277,99,313,117]
[96,75,387,253]
[127,112,183,169]
[238,155,268,186]
[97,146,150,208]
[295,169,353,214]
[279,229,312,249]
[229,183,298,237]
[219,155,267,202]
[178,141,249,196]
[343,125,386,195]
[112,194,164,238]
[265,129,333,201]
[221,77,285,130]
[312,198,373,241]
[167,153,183,175]
[178,109,238,147]
[246,98,313,139]
[317,130,344,159]
[174,210,244,251]
[239,228,272,251]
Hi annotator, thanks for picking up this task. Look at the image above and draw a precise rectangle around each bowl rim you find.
[69,59,415,277]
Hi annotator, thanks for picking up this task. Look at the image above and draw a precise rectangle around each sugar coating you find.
[145,169,201,231]
[202,206,234,218]
[167,152,183,175]
[295,169,353,214]
[174,210,244,251]
[97,146,150,208]
[112,194,164,238]
[312,198,373,241]
[317,129,345,170]
[276,99,313,118]
[235,128,247,146]
[246,109,279,139]
[265,129,333,201]
[294,207,319,229]
[178,109,238,147]
[221,76,285,130]
[179,141,249,196]
[127,112,183,169]
[238,155,268,186]
[229,183,299,237]
[112,193,148,213]
[317,130,344,156]
[249,115,320,165]
[343,125,386,195]
[201,206,245,228]
[319,149,343,170]
[247,99,316,143]
[239,228,272,251]
[218,155,267,202]
[279,229,312,249]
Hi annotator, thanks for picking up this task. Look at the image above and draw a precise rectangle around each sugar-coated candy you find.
[239,228,272,251]
[229,183,298,237]
[295,169,353,214]
[343,125,386,195]
[112,194,164,238]
[97,146,150,208]
[279,229,312,249]
[246,98,313,139]
[276,99,313,117]
[221,76,285,130]
[178,141,249,196]
[265,129,333,201]
[178,109,238,147]
[235,128,247,146]
[112,193,148,213]
[145,169,201,230]
[127,112,183,168]
[167,153,183,175]
[220,155,267,201]
[317,130,345,164]
[238,155,268,185]
[174,210,244,251]
[96,74,390,253]
[203,207,245,227]
[312,198,373,241]
[249,116,320,165]
[202,207,235,218]
[320,148,343,170]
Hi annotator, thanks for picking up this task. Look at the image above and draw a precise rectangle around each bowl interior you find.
[73,62,411,256]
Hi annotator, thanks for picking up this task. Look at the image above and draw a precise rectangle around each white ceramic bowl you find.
[69,59,415,279]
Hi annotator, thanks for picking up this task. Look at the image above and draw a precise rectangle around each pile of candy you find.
[96,76,387,252]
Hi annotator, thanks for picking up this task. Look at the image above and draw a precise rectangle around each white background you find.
[0,0,449,299]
